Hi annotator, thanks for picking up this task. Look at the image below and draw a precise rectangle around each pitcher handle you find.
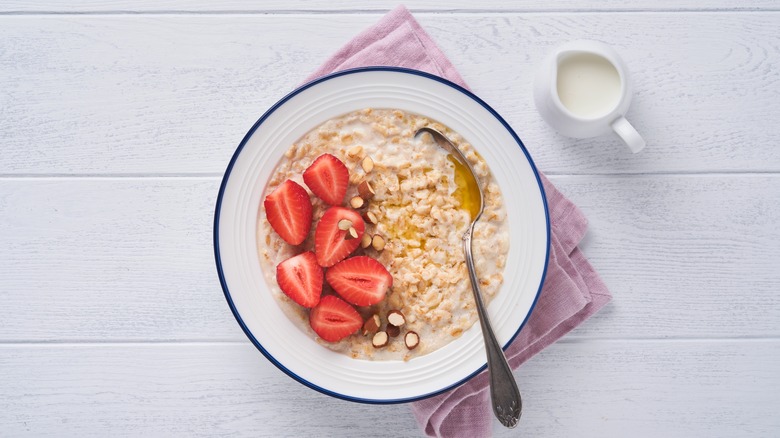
[611,116,645,153]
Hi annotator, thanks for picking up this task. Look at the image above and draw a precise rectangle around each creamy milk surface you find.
[257,109,510,361]
[556,53,622,118]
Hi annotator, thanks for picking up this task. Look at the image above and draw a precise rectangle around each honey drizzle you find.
[448,155,481,220]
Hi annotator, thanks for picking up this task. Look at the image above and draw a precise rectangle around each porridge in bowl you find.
[257,109,509,361]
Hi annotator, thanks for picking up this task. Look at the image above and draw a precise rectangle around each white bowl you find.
[214,67,550,403]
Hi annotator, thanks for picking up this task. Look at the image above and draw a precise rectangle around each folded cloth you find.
[304,6,612,437]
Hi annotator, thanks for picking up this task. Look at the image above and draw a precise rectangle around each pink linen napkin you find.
[304,6,612,437]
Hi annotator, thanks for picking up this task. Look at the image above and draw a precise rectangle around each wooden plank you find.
[556,174,780,338]
[0,340,777,436]
[1,175,777,341]
[0,178,238,341]
[1,1,777,13]
[1,13,779,175]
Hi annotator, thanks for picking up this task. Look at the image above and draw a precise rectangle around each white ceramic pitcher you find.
[534,40,645,153]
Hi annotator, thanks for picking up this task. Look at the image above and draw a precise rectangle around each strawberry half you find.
[303,154,349,206]
[309,295,363,342]
[314,207,365,267]
[264,179,313,246]
[326,256,393,307]
[276,251,323,308]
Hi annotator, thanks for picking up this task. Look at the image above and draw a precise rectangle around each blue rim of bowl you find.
[213,66,550,405]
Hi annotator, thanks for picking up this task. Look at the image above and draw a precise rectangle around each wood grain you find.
[557,174,780,338]
[0,178,239,342]
[1,13,779,175]
[1,0,777,13]
[1,341,777,437]
[1,175,777,342]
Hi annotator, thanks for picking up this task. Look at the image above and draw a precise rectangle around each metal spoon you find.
[415,127,521,428]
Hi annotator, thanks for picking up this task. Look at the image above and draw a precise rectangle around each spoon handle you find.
[463,225,521,428]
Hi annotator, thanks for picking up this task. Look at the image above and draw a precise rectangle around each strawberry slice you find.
[264,179,313,245]
[314,207,365,267]
[303,154,349,206]
[276,251,323,308]
[326,256,393,306]
[309,295,363,342]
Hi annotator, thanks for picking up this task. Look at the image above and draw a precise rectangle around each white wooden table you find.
[2,1,779,436]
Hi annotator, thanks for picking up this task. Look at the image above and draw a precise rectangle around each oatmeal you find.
[257,109,509,361]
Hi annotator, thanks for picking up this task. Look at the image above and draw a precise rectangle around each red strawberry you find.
[309,295,363,342]
[264,179,313,245]
[314,207,365,267]
[326,256,392,307]
[303,154,349,206]
[276,251,323,308]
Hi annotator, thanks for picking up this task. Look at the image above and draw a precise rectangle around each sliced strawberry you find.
[309,295,363,342]
[303,154,349,206]
[264,179,313,245]
[326,256,393,307]
[276,251,323,308]
[314,207,365,267]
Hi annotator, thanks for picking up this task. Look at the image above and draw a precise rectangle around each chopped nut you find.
[404,331,420,350]
[349,196,364,209]
[363,211,378,225]
[357,180,375,200]
[337,219,353,231]
[371,234,386,251]
[387,310,406,327]
[360,233,372,249]
[372,331,389,348]
[386,324,400,338]
[361,156,374,173]
[345,227,359,240]
[346,145,363,157]
[362,314,381,335]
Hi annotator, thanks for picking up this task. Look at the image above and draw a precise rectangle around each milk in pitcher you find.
[556,53,622,118]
